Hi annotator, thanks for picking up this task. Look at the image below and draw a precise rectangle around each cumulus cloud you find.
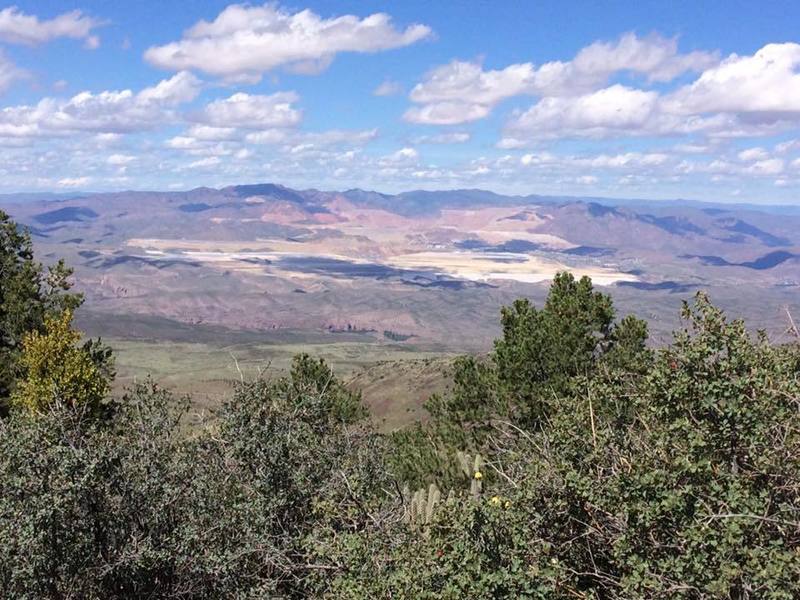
[405,101,492,125]
[578,152,669,168]
[235,126,378,148]
[243,129,293,145]
[505,84,661,139]
[0,72,201,138]
[406,32,716,125]
[737,147,769,161]
[144,4,431,81]
[503,42,800,143]
[518,151,669,170]
[665,44,800,116]
[405,61,536,124]
[380,147,419,166]
[299,128,378,146]
[0,7,103,46]
[185,125,239,141]
[107,153,136,165]
[196,92,302,129]
[167,107,378,165]
[138,71,202,104]
[745,158,784,175]
[571,32,717,84]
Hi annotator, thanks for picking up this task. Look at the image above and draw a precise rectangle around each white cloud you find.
[775,139,800,153]
[57,176,91,187]
[243,130,292,145]
[107,153,136,165]
[0,50,23,94]
[166,136,203,150]
[665,43,800,116]
[581,152,669,168]
[299,128,378,147]
[571,32,717,84]
[92,133,123,147]
[184,156,221,169]
[410,60,536,106]
[495,137,528,149]
[413,132,470,144]
[737,147,768,161]
[520,152,556,166]
[237,127,378,153]
[0,7,103,46]
[138,71,202,105]
[405,100,491,125]
[505,84,660,139]
[186,125,238,141]
[373,79,402,96]
[503,43,800,143]
[745,158,784,175]
[166,115,377,166]
[84,34,100,50]
[518,150,670,171]
[672,143,712,154]
[380,147,419,165]
[197,92,301,129]
[0,72,202,138]
[406,33,716,125]
[406,40,800,149]
[145,4,431,81]
[405,61,535,124]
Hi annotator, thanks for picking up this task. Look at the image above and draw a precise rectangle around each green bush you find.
[0,360,388,598]
[0,210,83,413]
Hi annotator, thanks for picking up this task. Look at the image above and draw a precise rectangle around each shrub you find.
[11,310,112,415]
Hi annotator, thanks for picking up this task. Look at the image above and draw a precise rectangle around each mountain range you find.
[2,184,799,350]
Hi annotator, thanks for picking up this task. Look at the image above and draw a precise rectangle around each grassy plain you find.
[106,334,454,431]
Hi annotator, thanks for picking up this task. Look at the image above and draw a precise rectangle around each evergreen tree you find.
[0,210,82,413]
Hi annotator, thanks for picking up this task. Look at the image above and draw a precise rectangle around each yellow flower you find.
[504,501,511,509]
[473,471,483,480]
[489,495,501,505]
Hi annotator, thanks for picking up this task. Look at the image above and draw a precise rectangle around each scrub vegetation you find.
[2,211,798,598]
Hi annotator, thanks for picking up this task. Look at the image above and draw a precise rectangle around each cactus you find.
[456,451,484,499]
[405,483,441,531]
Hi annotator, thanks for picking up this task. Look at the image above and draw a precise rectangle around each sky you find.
[0,1,799,203]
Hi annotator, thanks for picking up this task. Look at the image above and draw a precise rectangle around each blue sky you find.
[1,1,799,203]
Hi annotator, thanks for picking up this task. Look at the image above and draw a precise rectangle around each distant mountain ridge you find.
[1,180,798,349]
[3,183,800,217]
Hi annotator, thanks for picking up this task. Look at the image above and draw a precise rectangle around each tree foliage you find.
[390,272,650,487]
[11,309,113,415]
[0,211,83,409]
